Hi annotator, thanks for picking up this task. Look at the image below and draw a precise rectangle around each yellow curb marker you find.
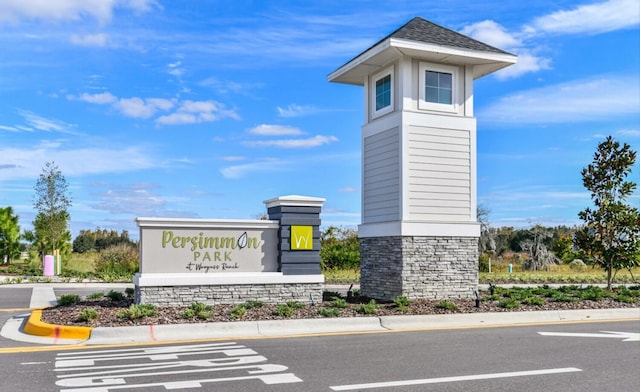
[24,309,92,340]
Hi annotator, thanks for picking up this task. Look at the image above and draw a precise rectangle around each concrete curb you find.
[24,309,93,340]
[85,308,640,345]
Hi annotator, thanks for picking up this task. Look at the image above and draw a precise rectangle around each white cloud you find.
[221,156,246,162]
[114,97,157,119]
[0,0,159,24]
[618,129,640,137]
[0,144,157,180]
[155,100,239,125]
[70,91,236,126]
[220,159,286,179]
[0,125,20,132]
[461,20,552,80]
[249,124,303,136]
[69,33,109,47]
[460,20,520,49]
[76,92,117,104]
[199,77,263,95]
[17,110,77,134]
[244,135,338,148]
[479,75,640,124]
[494,50,552,80]
[529,0,640,35]
[277,104,320,118]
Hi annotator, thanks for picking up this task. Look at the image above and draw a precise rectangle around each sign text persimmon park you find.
[139,223,279,274]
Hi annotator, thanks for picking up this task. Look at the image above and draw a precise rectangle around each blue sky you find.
[0,0,638,240]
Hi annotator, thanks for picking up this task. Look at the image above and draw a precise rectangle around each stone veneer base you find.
[134,273,325,306]
[360,235,478,301]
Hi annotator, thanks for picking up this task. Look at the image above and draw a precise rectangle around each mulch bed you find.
[41,296,640,328]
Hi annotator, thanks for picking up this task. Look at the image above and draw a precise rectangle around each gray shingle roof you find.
[374,16,512,55]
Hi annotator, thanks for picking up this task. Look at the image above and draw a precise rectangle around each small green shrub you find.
[58,294,81,306]
[106,290,126,301]
[551,292,578,302]
[498,299,520,309]
[318,308,340,317]
[181,302,213,320]
[228,305,246,319]
[276,304,294,317]
[243,300,264,309]
[394,296,411,307]
[329,298,349,309]
[116,304,156,320]
[483,294,501,301]
[125,288,135,298]
[323,291,342,301]
[86,292,104,300]
[355,299,378,314]
[522,296,545,306]
[435,300,458,311]
[615,294,634,303]
[77,308,99,322]
[578,286,608,301]
[286,301,305,309]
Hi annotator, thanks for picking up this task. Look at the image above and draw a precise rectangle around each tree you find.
[520,225,559,271]
[0,206,21,263]
[32,162,72,255]
[575,136,640,289]
[320,226,360,270]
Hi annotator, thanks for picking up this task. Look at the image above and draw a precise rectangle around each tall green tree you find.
[575,136,640,289]
[32,162,72,255]
[0,206,21,263]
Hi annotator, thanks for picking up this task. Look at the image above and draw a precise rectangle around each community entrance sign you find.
[134,195,325,306]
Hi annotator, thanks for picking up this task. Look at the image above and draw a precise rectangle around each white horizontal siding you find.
[363,127,400,223]
[407,125,471,221]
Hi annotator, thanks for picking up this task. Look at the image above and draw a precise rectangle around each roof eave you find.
[329,38,517,85]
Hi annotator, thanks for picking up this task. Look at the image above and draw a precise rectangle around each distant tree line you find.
[73,228,137,253]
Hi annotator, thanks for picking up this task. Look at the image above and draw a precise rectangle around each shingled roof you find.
[329,17,517,85]
[385,17,511,55]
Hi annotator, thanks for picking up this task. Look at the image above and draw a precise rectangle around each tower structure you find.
[329,17,516,299]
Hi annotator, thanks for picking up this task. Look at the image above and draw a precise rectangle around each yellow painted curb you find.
[24,309,92,340]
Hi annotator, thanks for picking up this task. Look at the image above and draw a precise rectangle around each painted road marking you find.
[55,342,302,391]
[329,367,582,391]
[538,331,640,342]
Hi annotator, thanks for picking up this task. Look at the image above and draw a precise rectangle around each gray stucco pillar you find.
[264,195,325,275]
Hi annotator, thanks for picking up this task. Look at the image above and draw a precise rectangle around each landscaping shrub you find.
[116,304,156,320]
[94,244,139,277]
[329,298,349,309]
[181,302,212,320]
[77,308,99,322]
[276,304,294,317]
[105,290,126,301]
[58,294,81,306]
[435,300,458,311]
[318,308,340,317]
[228,305,246,319]
[355,299,378,314]
[498,299,520,309]
[86,292,104,300]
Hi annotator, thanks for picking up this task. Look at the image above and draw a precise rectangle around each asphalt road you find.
[0,320,637,391]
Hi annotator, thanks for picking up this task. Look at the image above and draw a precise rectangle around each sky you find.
[0,0,639,241]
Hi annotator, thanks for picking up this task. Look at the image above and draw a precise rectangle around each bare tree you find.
[521,226,559,271]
